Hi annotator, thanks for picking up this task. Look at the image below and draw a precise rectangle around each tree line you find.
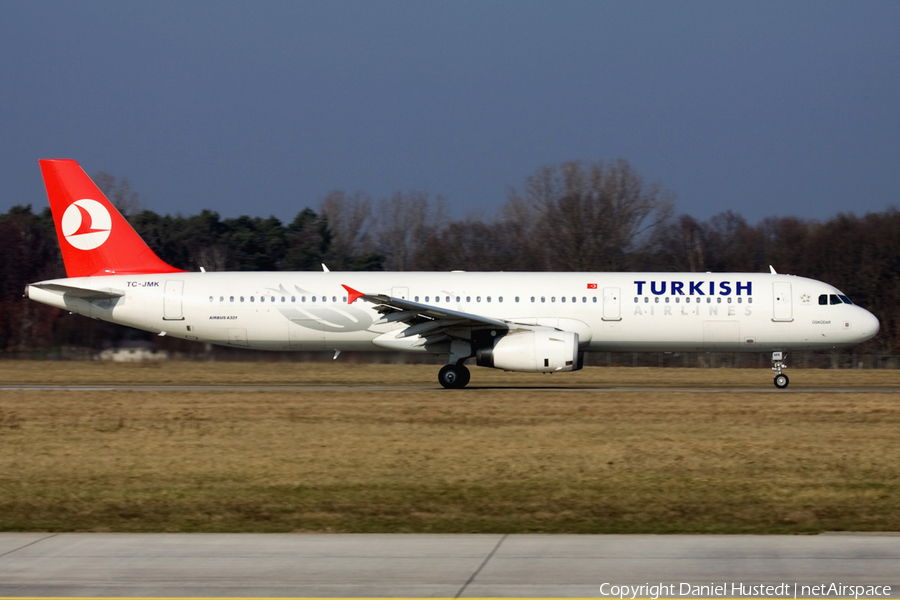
[1,159,897,360]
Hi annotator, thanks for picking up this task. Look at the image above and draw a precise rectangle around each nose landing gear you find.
[772,351,789,388]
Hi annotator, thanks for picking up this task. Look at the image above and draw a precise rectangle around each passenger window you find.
[717,297,721,303]
[551,297,556,302]
[312,296,316,302]
[499,297,503,302]
[291,296,296,302]
[634,297,639,303]
[342,296,347,302]
[819,294,828,305]
[322,296,326,302]
[445,296,450,302]
[424,296,429,302]
[230,296,234,302]
[415,296,419,302]
[582,297,587,303]
[467,296,471,302]
[541,297,546,303]
[240,296,245,302]
[830,294,841,305]
[219,296,224,302]
[302,296,306,302]
[515,297,520,302]
[487,296,491,302]
[749,298,753,304]
[572,297,576,303]
[654,297,659,303]
[592,297,597,303]
[456,296,460,302]
[251,296,255,302]
[665,297,670,303]
[644,297,649,303]
[477,296,481,302]
[209,296,213,302]
[675,297,679,303]
[260,297,265,302]
[272,297,276,302]
[727,297,732,304]
[561,297,566,303]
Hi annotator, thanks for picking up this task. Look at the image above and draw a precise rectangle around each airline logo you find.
[61,199,112,250]
[587,283,597,289]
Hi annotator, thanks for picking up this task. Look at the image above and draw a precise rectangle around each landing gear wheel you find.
[774,374,789,389]
[438,364,469,389]
[457,365,470,388]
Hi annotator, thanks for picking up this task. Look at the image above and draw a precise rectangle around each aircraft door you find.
[391,287,409,300]
[772,282,793,322]
[163,280,184,320]
[602,287,621,321]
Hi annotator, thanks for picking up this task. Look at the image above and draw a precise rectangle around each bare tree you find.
[93,172,143,216]
[373,192,445,271]
[504,160,673,271]
[319,191,376,268]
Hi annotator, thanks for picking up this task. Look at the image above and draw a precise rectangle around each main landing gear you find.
[438,364,471,389]
[772,351,789,389]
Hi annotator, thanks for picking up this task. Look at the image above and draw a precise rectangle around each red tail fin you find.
[40,159,184,277]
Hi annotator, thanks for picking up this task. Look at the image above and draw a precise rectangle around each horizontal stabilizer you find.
[27,282,125,300]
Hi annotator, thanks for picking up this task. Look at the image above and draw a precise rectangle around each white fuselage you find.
[26,271,880,354]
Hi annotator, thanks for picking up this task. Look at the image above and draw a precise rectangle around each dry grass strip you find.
[0,363,898,533]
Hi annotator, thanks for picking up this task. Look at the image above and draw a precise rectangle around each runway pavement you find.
[2,384,899,393]
[1,533,899,597]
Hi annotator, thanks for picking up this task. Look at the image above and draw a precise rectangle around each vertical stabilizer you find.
[39,159,184,277]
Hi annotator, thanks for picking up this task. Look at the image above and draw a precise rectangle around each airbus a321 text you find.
[26,160,880,389]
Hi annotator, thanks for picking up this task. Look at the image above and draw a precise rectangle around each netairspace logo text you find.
[599,582,892,599]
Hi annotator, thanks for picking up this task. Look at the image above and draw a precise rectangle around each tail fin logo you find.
[61,199,112,250]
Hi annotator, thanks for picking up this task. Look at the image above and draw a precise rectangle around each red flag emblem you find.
[587,283,598,289]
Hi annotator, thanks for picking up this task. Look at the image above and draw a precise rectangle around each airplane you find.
[25,159,880,389]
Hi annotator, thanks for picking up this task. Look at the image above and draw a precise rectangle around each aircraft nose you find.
[857,308,880,342]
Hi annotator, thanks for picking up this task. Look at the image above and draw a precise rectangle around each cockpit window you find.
[830,294,841,305]
[819,294,828,305]
[838,295,853,305]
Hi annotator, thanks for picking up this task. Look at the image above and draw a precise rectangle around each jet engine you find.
[476,327,581,373]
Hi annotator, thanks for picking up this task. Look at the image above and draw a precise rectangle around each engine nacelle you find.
[476,328,581,373]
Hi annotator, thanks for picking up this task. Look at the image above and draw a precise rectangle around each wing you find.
[342,284,508,344]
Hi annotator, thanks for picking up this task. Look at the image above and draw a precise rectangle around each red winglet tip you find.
[342,284,365,304]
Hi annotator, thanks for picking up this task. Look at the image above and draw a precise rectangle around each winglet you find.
[342,284,365,304]
[769,265,778,274]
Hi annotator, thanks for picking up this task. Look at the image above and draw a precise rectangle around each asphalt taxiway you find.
[1,533,899,597]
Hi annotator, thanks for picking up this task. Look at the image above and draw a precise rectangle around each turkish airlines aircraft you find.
[26,159,880,388]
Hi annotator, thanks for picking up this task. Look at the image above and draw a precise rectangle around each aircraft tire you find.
[457,365,471,388]
[774,374,789,389]
[438,364,466,389]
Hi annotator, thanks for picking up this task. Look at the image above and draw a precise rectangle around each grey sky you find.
[1,1,898,224]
